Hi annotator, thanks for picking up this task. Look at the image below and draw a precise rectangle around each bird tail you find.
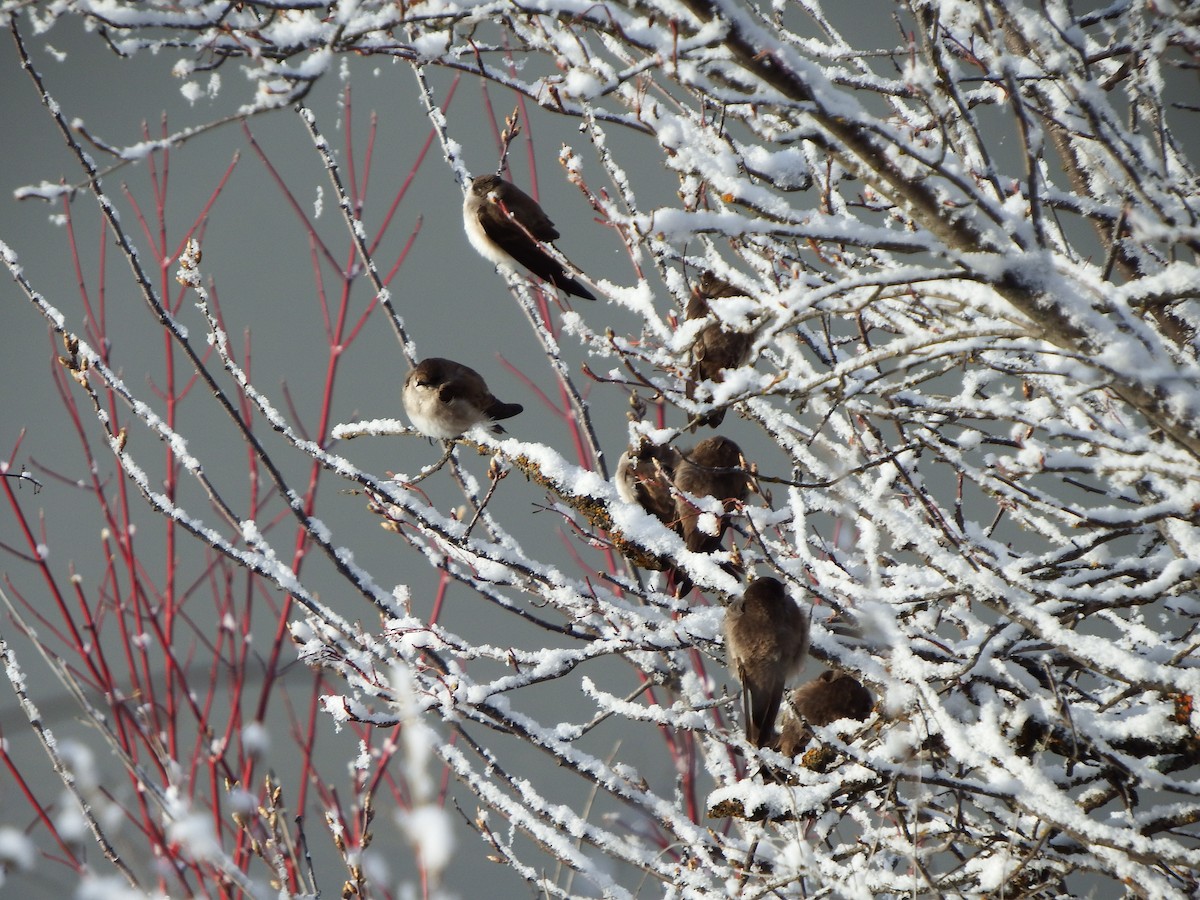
[746,683,785,749]
[488,401,524,422]
[557,274,597,301]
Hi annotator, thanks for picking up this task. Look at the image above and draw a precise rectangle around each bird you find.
[615,442,682,526]
[463,174,597,301]
[402,357,523,439]
[614,442,683,573]
[724,576,810,748]
[672,435,750,555]
[686,271,756,429]
[776,671,873,757]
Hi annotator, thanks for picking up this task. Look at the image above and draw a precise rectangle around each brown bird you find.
[776,671,873,757]
[724,576,810,748]
[463,174,597,301]
[686,271,756,429]
[402,358,523,439]
[615,442,682,526]
[672,435,750,555]
[614,442,683,573]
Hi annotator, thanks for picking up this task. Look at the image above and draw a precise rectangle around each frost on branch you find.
[6,1,1200,898]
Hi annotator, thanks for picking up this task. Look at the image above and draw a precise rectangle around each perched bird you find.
[776,671,873,757]
[615,442,682,526]
[614,442,683,572]
[463,174,597,301]
[673,435,750,555]
[686,271,756,429]
[724,576,810,748]
[402,357,523,439]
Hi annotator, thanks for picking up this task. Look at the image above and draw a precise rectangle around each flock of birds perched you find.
[399,172,874,764]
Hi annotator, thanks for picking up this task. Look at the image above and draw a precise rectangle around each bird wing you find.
[675,492,717,554]
[434,367,484,404]
[632,448,680,525]
[736,662,754,743]
[477,205,590,295]
[494,180,560,241]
